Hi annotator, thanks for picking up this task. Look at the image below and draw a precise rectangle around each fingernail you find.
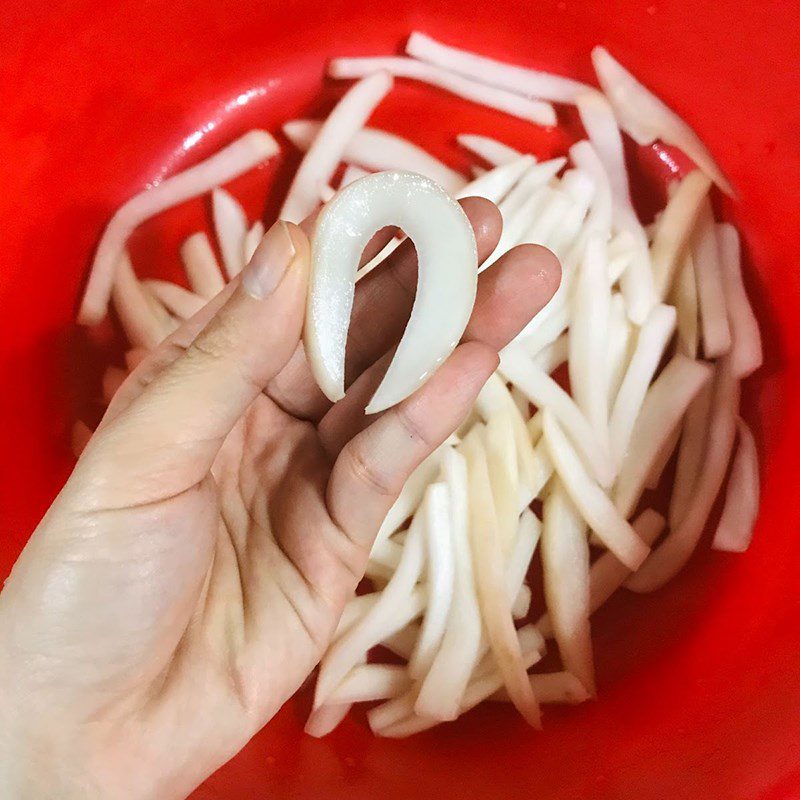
[242,220,295,299]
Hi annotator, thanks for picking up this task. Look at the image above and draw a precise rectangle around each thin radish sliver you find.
[284,120,464,193]
[180,232,226,299]
[457,133,523,166]
[281,72,392,223]
[212,187,248,278]
[407,31,596,104]
[591,46,734,195]
[330,56,556,126]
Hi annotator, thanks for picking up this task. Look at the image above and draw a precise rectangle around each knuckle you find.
[345,442,398,499]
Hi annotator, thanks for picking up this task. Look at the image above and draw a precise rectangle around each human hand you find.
[0,199,559,800]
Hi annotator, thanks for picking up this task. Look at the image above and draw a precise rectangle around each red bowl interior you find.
[3,1,800,798]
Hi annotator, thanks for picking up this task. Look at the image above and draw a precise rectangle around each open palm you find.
[0,201,558,800]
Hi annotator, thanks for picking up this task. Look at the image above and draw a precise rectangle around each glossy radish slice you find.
[305,171,478,413]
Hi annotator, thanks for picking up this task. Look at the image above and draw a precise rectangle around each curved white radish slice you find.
[712,418,760,552]
[542,411,649,571]
[281,72,393,223]
[283,120,464,194]
[614,354,713,519]
[180,232,225,299]
[512,585,532,619]
[541,481,595,695]
[212,188,248,278]
[608,304,677,466]
[606,294,632,405]
[484,412,519,554]
[716,223,763,378]
[340,164,370,187]
[457,133,522,166]
[626,361,740,591]
[491,672,592,705]
[329,56,556,126]
[591,47,734,195]
[407,483,455,680]
[305,171,478,412]
[407,31,596,105]
[79,130,278,324]
[381,622,421,660]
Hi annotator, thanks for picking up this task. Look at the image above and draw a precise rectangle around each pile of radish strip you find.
[75,33,762,737]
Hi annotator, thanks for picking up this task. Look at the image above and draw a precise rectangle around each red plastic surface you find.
[2,1,800,798]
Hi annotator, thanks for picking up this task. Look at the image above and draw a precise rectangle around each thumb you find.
[85,220,309,506]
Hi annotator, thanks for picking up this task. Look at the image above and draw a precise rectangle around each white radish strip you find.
[615,354,714,519]
[569,234,612,452]
[540,482,594,694]
[568,140,612,239]
[506,509,541,602]
[142,280,207,320]
[369,537,404,572]
[456,155,535,204]
[538,509,665,638]
[462,428,541,728]
[457,133,522,166]
[608,304,677,466]
[111,253,168,350]
[712,418,760,552]
[591,47,733,195]
[626,361,740,591]
[490,672,591,705]
[365,560,395,583]
[651,170,713,299]
[531,333,569,374]
[141,284,177,336]
[329,57,556,126]
[499,158,567,218]
[304,702,353,738]
[692,200,732,358]
[313,515,425,707]
[328,664,411,705]
[669,379,714,528]
[340,164,370,187]
[243,220,265,263]
[543,411,649,571]
[281,72,393,223]
[671,250,700,357]
[71,420,93,457]
[407,31,596,105]
[484,412,520,554]
[470,164,488,178]
[521,189,573,250]
[283,120,464,194]
[500,345,615,488]
[415,449,482,720]
[373,447,445,547]
[512,585,532,619]
[375,626,545,737]
[212,188,248,279]
[577,92,655,323]
[606,293,633,406]
[527,410,543,440]
[180,232,226,299]
[334,593,381,640]
[474,374,539,502]
[517,302,571,357]
[382,623,420,660]
[78,130,278,324]
[306,171,478,412]
[717,223,763,378]
[408,484,455,680]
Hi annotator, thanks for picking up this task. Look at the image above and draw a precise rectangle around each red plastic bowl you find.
[2,1,800,798]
